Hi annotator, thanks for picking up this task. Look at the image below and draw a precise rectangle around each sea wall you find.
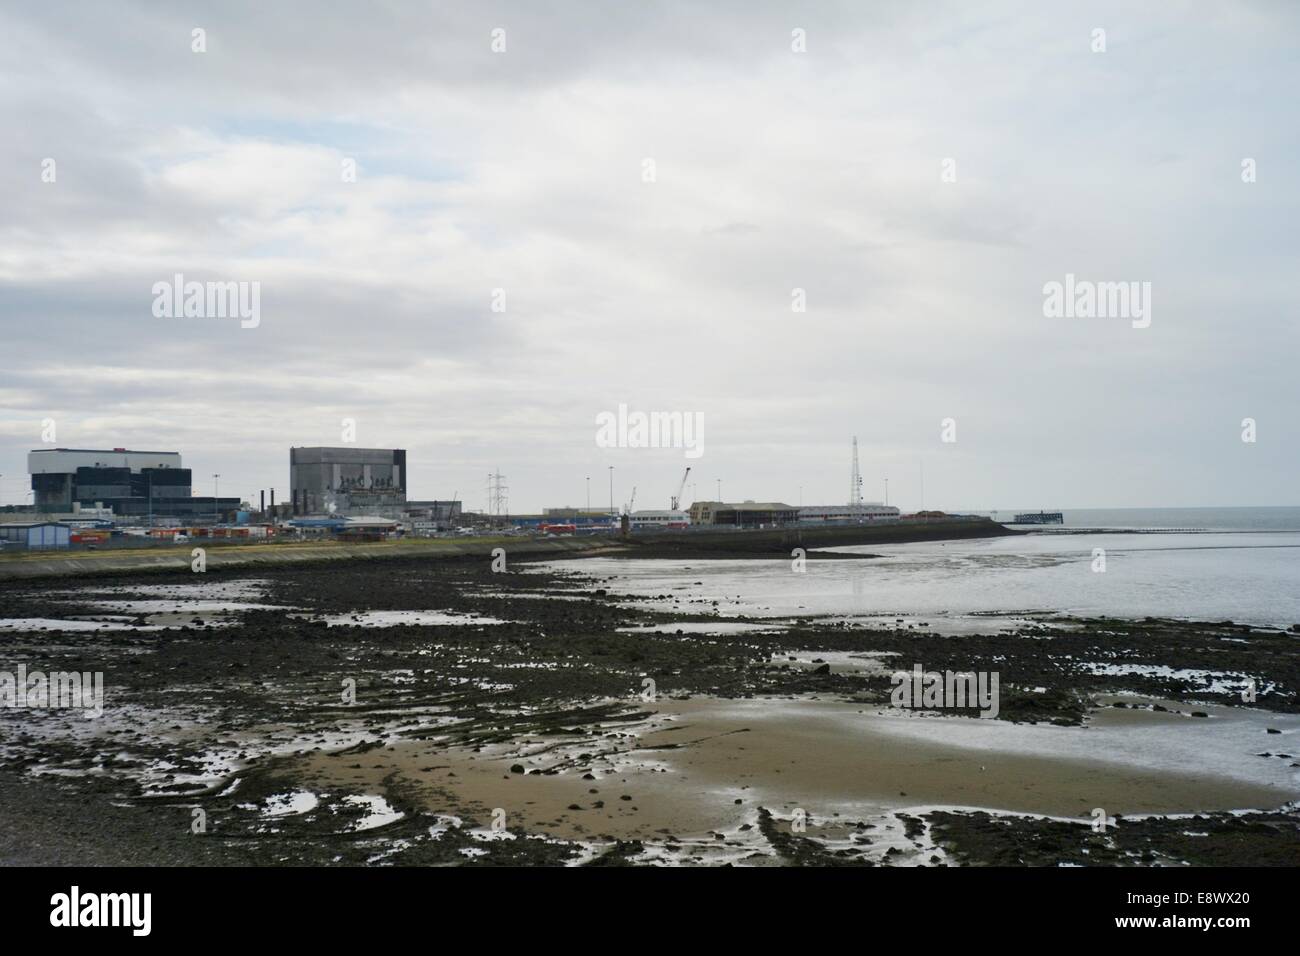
[0,536,617,581]
[0,519,1017,580]
[620,518,1019,556]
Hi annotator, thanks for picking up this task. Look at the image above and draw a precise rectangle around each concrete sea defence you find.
[620,517,1020,557]
[0,535,616,581]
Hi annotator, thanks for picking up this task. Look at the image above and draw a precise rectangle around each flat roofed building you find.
[799,504,900,522]
[27,447,207,515]
[687,501,798,526]
[289,446,407,515]
[0,521,71,550]
[29,448,184,511]
[29,448,182,475]
[629,509,691,529]
[25,447,241,521]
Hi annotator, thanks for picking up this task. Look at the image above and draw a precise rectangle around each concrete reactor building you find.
[27,447,239,519]
[289,446,407,516]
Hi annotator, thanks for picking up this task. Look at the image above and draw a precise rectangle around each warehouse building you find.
[798,504,900,523]
[628,509,691,530]
[688,501,799,527]
[0,521,71,550]
[289,447,407,516]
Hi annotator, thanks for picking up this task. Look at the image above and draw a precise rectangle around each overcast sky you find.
[2,1,1296,513]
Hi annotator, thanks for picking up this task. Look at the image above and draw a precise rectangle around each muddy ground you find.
[0,553,1296,866]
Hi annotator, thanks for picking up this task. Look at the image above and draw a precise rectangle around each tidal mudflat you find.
[1,553,1296,866]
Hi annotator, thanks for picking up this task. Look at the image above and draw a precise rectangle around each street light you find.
[213,474,221,523]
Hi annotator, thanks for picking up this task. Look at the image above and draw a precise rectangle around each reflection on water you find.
[545,532,1300,630]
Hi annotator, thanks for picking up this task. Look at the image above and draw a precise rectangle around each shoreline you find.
[0,518,1014,581]
[0,550,1295,866]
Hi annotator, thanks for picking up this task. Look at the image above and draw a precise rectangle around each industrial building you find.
[541,507,620,524]
[406,500,462,524]
[289,447,407,516]
[27,448,239,520]
[628,509,691,530]
[688,501,799,527]
[509,513,617,533]
[798,504,900,523]
[0,521,71,550]
[286,515,401,538]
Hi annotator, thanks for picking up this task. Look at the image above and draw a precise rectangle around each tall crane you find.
[670,466,692,510]
[624,486,637,514]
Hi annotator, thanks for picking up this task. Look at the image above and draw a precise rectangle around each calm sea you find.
[548,507,1300,631]
[988,506,1300,532]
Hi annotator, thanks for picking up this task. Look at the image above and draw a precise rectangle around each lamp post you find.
[608,466,614,517]
[586,476,590,513]
[213,474,220,523]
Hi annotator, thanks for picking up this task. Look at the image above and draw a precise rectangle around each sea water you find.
[547,511,1300,630]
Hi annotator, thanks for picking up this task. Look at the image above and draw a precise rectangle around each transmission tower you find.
[486,470,508,527]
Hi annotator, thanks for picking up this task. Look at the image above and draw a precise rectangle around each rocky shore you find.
[1,552,1295,866]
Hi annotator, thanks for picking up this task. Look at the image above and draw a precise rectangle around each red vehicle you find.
[538,523,577,535]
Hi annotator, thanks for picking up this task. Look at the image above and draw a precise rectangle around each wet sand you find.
[3,555,1296,865]
[299,695,1298,843]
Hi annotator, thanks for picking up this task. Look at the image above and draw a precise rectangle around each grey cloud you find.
[1,1,1297,510]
